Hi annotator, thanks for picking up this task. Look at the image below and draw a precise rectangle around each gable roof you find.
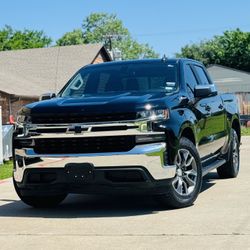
[0,44,111,97]
[207,64,250,93]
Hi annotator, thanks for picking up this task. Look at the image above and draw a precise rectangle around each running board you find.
[202,159,226,177]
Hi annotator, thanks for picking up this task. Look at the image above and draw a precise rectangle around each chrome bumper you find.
[14,142,176,182]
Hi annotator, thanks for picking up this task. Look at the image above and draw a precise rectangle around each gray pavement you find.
[0,137,250,250]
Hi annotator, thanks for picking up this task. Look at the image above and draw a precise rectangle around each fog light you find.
[17,158,24,167]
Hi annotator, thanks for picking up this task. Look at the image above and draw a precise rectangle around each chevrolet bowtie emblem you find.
[67,125,87,134]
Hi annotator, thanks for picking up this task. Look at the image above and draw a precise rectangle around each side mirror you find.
[39,92,56,101]
[194,85,214,98]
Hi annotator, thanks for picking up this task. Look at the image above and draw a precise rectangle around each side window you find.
[184,64,198,96]
[98,73,110,92]
[194,66,210,85]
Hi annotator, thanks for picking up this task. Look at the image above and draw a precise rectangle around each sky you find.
[0,0,250,57]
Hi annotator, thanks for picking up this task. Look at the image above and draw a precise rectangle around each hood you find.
[24,92,178,124]
[27,92,173,115]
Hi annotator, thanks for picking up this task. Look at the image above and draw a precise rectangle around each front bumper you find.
[14,142,176,183]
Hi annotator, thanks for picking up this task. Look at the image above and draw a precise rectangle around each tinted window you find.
[60,62,178,97]
[194,66,210,85]
[185,65,198,90]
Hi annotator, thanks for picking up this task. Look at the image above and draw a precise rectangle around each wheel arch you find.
[179,122,196,146]
[232,118,241,142]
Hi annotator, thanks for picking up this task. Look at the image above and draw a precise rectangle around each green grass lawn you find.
[241,127,250,136]
[0,161,13,180]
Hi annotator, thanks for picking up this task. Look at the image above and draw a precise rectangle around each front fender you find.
[156,108,196,164]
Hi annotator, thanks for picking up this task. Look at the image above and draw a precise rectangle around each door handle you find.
[218,104,224,109]
[205,105,211,112]
[200,103,211,109]
[204,105,211,117]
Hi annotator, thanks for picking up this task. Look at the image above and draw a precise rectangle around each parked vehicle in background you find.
[12,58,241,208]
[2,125,14,160]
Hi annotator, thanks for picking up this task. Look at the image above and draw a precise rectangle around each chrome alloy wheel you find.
[232,132,239,171]
[172,149,198,196]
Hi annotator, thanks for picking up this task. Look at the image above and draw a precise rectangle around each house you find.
[0,44,111,124]
[207,64,250,115]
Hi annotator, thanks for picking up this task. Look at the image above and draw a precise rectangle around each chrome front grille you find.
[15,120,165,155]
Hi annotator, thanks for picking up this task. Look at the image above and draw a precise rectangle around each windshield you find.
[60,61,178,97]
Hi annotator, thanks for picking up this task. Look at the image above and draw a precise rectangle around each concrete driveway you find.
[0,137,250,250]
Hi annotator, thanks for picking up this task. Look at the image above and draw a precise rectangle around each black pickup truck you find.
[13,58,240,208]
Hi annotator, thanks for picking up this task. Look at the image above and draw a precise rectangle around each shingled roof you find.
[207,64,250,93]
[0,44,111,97]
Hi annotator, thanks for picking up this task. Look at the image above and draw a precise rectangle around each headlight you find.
[136,109,169,121]
[17,107,31,125]
[17,115,31,124]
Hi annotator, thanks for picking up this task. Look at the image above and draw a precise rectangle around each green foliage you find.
[241,127,250,136]
[0,161,13,180]
[114,38,158,59]
[56,13,158,60]
[176,29,250,71]
[0,25,52,51]
[81,13,129,44]
[56,29,84,46]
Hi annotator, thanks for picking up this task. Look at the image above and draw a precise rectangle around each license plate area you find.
[65,163,94,183]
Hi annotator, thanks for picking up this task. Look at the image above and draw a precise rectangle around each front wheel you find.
[13,178,67,208]
[156,137,202,209]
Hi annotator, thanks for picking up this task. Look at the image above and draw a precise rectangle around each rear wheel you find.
[13,178,67,208]
[156,137,202,209]
[217,129,240,178]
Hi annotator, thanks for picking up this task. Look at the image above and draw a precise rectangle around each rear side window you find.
[194,66,210,85]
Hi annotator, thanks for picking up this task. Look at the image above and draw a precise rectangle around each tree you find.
[56,13,158,59]
[116,37,158,59]
[81,13,129,44]
[0,25,52,51]
[176,29,250,71]
[56,29,84,46]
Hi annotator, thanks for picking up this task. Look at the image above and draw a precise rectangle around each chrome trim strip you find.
[22,118,150,128]
[16,131,165,139]
[28,122,139,129]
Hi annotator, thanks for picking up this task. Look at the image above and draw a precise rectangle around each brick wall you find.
[11,97,38,123]
[93,51,109,64]
[0,91,10,124]
[0,91,37,124]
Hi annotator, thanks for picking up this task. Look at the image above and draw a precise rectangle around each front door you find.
[192,65,226,158]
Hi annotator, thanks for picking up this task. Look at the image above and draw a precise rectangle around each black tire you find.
[217,129,240,179]
[13,178,67,208]
[156,137,202,209]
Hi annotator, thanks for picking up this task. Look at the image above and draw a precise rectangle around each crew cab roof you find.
[83,58,202,70]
